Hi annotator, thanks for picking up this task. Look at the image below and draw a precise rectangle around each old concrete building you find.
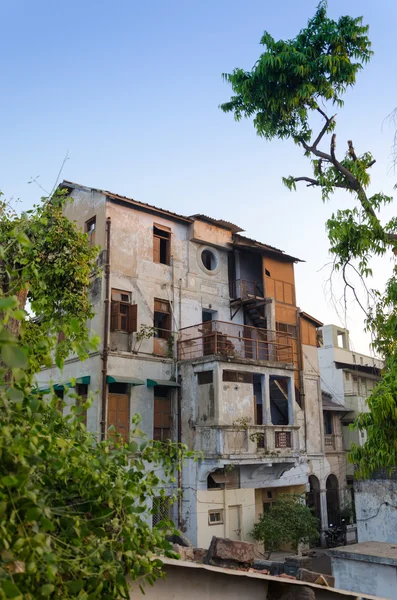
[36,181,327,547]
[311,324,383,531]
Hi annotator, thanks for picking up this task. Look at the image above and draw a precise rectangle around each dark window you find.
[85,217,96,246]
[153,224,171,265]
[323,411,333,435]
[222,370,253,384]
[152,496,172,527]
[109,382,129,395]
[76,383,88,425]
[154,387,172,442]
[197,371,213,385]
[55,389,64,412]
[207,467,240,490]
[201,249,217,271]
[111,289,137,333]
[154,298,171,340]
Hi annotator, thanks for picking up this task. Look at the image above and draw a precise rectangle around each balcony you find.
[229,279,264,300]
[194,424,299,459]
[178,320,293,363]
[324,434,335,450]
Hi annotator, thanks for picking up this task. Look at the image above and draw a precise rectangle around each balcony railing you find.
[194,424,299,457]
[324,434,335,449]
[178,320,293,363]
[229,279,264,300]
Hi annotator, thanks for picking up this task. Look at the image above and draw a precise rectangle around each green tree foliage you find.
[221,1,397,478]
[0,189,99,374]
[251,495,319,558]
[0,192,194,598]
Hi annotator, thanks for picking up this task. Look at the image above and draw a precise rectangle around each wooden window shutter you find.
[153,235,160,263]
[111,301,120,331]
[127,304,138,333]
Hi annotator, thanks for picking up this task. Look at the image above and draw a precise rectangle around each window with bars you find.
[154,298,171,340]
[111,289,137,333]
[85,217,96,246]
[153,224,171,265]
[208,510,224,525]
[152,496,172,527]
[222,370,253,384]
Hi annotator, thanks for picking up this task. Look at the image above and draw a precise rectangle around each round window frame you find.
[198,245,220,276]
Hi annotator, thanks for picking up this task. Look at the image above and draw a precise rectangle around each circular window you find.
[201,249,217,271]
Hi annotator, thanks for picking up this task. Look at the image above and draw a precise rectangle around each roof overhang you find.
[334,361,382,377]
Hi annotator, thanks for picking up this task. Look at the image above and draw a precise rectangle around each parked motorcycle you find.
[324,519,347,548]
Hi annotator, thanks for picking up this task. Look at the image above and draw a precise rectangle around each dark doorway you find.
[326,474,340,525]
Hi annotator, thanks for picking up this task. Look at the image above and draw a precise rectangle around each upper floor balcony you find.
[178,320,293,364]
[194,423,300,460]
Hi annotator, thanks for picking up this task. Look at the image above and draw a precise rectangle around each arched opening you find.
[306,475,322,542]
[326,474,340,525]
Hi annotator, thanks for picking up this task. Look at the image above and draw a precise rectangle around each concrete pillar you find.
[320,488,329,546]
[263,374,271,424]
[287,376,295,425]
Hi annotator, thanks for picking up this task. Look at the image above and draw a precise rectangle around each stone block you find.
[173,544,194,561]
[285,555,312,570]
[166,531,193,547]
[193,548,207,563]
[297,568,335,587]
[205,536,255,566]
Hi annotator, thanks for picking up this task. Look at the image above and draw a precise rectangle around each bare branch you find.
[312,113,335,149]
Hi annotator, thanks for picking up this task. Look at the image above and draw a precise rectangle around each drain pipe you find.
[101,217,111,441]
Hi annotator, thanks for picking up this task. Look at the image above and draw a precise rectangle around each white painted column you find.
[287,376,295,425]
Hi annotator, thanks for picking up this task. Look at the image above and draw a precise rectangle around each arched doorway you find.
[326,474,340,525]
[306,475,322,544]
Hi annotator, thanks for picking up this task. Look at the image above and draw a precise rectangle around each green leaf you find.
[40,584,55,596]
[0,296,18,311]
[1,345,28,369]
[16,231,31,246]
[26,506,42,521]
[66,580,84,593]
[1,580,22,599]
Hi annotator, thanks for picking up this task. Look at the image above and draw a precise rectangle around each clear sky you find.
[1,0,396,355]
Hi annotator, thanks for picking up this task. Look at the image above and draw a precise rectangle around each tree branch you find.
[312,112,335,149]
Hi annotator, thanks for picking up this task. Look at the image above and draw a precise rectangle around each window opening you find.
[323,411,333,435]
[111,290,137,333]
[152,496,172,527]
[201,249,217,271]
[197,371,213,385]
[208,510,224,525]
[269,376,289,425]
[85,217,96,246]
[153,225,171,265]
[154,387,172,442]
[154,299,171,340]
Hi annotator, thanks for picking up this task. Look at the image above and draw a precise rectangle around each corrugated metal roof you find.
[61,180,303,261]
[62,180,193,224]
[189,213,244,233]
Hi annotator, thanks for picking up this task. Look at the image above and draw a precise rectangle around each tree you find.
[0,189,99,376]
[221,1,397,478]
[251,495,319,558]
[0,191,193,598]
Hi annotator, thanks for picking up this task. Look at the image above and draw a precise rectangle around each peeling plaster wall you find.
[303,344,323,456]
[354,477,397,543]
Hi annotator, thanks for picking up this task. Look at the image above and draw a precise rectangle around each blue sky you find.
[1,0,396,354]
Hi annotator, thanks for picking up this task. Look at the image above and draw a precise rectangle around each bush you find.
[251,494,319,558]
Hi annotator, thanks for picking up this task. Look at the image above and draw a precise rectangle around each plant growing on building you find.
[0,191,195,598]
[251,495,319,558]
[221,1,397,478]
[132,324,157,354]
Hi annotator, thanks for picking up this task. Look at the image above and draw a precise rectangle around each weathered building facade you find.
[36,181,326,547]
[310,324,383,532]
